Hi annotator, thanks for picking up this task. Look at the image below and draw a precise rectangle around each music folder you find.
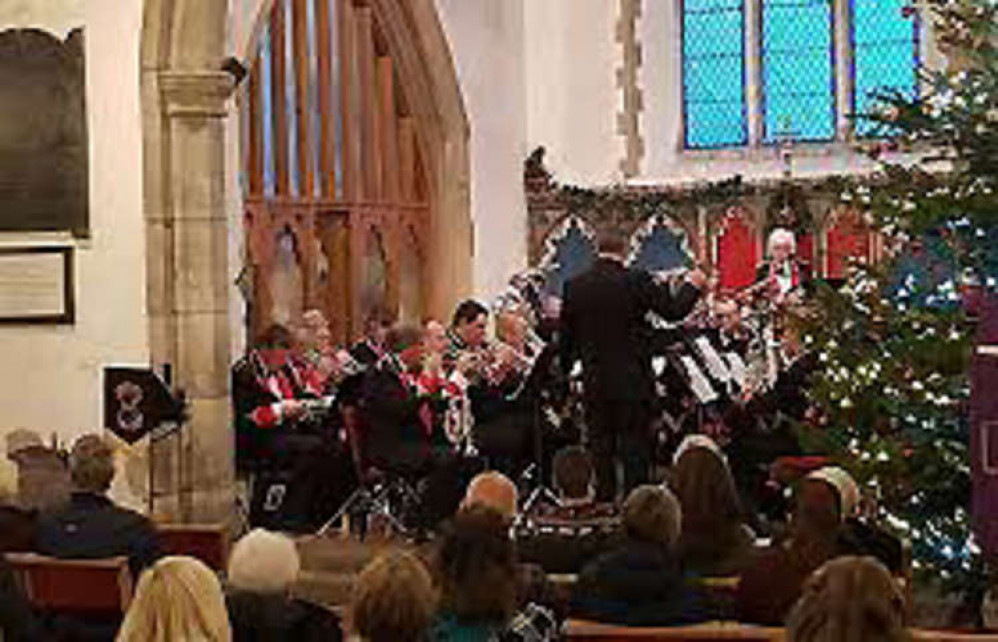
[103,367,184,444]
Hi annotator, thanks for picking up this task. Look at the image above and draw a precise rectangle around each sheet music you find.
[680,355,719,403]
[725,352,747,388]
[694,336,731,382]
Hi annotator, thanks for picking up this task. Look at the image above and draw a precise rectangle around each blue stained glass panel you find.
[630,223,691,273]
[544,225,596,297]
[682,0,746,149]
[761,0,835,142]
[852,0,918,137]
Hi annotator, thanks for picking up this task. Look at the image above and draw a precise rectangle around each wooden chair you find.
[563,620,784,641]
[156,523,230,572]
[4,552,132,615]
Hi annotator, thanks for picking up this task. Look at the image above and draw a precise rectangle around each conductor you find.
[560,229,706,501]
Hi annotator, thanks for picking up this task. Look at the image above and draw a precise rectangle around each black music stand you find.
[511,342,562,516]
[103,366,186,515]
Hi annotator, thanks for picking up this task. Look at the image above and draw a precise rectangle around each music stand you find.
[103,367,185,516]
[510,342,562,516]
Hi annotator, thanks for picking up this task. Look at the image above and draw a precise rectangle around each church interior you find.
[1,0,998,639]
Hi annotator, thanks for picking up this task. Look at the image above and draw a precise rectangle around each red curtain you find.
[716,210,759,290]
[826,210,871,279]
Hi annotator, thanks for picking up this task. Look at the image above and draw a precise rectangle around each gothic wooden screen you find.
[241,0,430,343]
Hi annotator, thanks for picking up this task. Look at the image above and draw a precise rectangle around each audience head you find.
[69,434,115,494]
[768,227,797,263]
[352,550,437,642]
[806,466,860,521]
[622,485,682,550]
[786,556,905,642]
[462,471,518,522]
[437,505,518,624]
[596,228,628,259]
[451,300,489,348]
[422,319,449,357]
[671,435,743,541]
[255,324,293,371]
[116,556,231,642]
[227,528,300,595]
[552,446,595,501]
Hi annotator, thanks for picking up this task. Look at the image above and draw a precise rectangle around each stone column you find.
[159,70,236,522]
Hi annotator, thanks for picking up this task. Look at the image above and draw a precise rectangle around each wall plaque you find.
[0,247,74,324]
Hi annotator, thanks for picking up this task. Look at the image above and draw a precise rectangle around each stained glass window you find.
[543,222,596,297]
[682,0,746,149]
[852,0,918,136]
[761,0,835,142]
[629,221,691,273]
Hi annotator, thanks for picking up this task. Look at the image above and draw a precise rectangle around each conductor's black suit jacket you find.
[560,258,701,404]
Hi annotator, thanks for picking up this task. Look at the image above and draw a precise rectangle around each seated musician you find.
[711,298,749,357]
[232,325,318,469]
[292,308,344,395]
[349,306,395,369]
[756,227,811,304]
[449,302,533,477]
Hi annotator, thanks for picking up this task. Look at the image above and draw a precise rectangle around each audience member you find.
[738,467,853,625]
[35,434,160,577]
[786,556,905,642]
[432,505,557,641]
[572,484,713,626]
[0,558,41,641]
[671,435,754,577]
[116,556,231,642]
[460,471,564,617]
[517,447,618,574]
[461,471,518,523]
[352,550,436,642]
[226,529,342,642]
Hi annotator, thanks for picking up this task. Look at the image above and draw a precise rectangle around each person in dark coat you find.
[560,229,705,500]
[572,485,714,626]
[35,434,160,578]
[226,529,342,642]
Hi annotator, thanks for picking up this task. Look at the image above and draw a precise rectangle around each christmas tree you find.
[797,0,998,599]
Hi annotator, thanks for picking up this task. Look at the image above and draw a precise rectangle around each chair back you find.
[157,523,230,572]
[564,620,783,641]
[4,552,132,615]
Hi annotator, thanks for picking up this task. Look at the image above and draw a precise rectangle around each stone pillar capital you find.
[159,70,234,118]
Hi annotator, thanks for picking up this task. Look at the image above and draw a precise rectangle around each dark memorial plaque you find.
[103,368,184,444]
[0,28,88,236]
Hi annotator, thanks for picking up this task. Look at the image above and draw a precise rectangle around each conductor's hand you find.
[687,268,708,290]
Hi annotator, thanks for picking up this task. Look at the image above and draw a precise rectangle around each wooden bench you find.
[156,522,230,572]
[564,620,783,641]
[564,620,998,641]
[4,552,132,615]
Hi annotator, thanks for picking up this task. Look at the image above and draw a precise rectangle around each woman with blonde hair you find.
[351,549,436,642]
[786,556,906,642]
[116,556,231,642]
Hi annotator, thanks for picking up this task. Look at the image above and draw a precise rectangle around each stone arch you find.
[140,0,469,521]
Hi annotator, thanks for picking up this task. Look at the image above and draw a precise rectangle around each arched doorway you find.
[239,0,470,343]
[140,0,469,520]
